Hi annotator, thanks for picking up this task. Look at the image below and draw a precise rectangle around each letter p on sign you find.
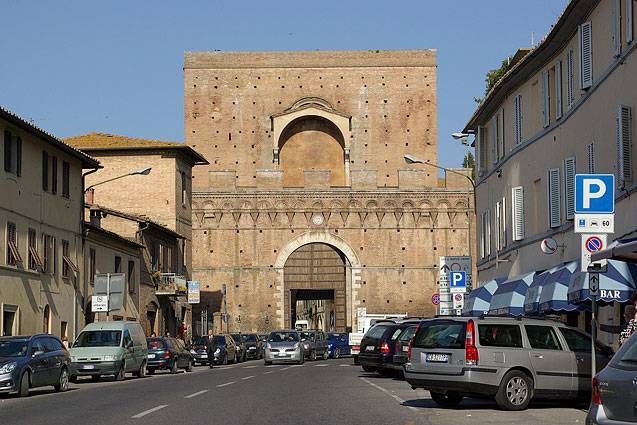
[575,174,615,214]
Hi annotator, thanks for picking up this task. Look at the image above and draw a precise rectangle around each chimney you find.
[89,209,103,228]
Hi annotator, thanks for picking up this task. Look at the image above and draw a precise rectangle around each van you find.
[294,320,309,330]
[69,321,148,381]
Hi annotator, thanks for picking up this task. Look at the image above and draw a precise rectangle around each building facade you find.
[0,107,99,339]
[465,0,636,347]
[185,50,475,333]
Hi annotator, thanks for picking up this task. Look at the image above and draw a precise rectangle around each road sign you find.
[92,295,108,312]
[589,272,600,296]
[449,271,467,293]
[439,256,472,315]
[431,293,440,305]
[452,293,464,309]
[575,174,615,214]
[188,281,200,304]
[581,234,608,272]
[575,213,615,233]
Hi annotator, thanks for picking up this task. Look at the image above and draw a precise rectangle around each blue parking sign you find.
[575,174,615,214]
[449,271,466,293]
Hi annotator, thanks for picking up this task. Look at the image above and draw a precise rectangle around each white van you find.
[295,320,309,330]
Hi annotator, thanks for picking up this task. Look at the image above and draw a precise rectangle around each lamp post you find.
[84,166,152,193]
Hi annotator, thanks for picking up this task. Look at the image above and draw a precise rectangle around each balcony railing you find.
[156,273,188,296]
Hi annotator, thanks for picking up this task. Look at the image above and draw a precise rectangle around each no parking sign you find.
[581,234,607,272]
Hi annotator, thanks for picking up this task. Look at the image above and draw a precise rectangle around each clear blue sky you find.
[1,0,569,168]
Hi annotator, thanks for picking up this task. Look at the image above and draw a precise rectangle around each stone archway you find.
[274,232,361,331]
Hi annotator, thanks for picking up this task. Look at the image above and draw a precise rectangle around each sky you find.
[0,0,570,169]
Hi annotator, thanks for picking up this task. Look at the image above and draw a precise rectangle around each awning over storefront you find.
[523,266,560,314]
[538,261,584,313]
[462,278,506,316]
[568,260,637,304]
[488,272,536,316]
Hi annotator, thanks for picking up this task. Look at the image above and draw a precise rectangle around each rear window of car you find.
[365,325,389,340]
[413,320,466,349]
[478,324,523,348]
[147,338,167,349]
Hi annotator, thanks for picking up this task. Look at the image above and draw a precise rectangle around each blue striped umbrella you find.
[462,278,506,316]
[523,266,561,315]
[538,261,587,313]
[489,272,536,316]
[568,260,637,304]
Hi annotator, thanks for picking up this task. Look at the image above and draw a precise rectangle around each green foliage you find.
[462,151,476,180]
[485,56,514,95]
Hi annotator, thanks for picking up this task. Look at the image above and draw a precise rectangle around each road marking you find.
[265,365,278,368]
[132,405,168,418]
[264,371,274,374]
[279,366,292,370]
[339,364,351,367]
[360,378,418,412]
[217,381,236,387]
[314,364,329,367]
[242,365,257,369]
[215,366,234,370]
[242,375,255,380]
[184,390,208,399]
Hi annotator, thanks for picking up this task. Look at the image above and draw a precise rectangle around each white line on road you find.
[360,377,418,412]
[215,366,234,370]
[242,365,257,369]
[132,405,168,418]
[264,371,274,374]
[217,381,236,387]
[339,364,351,367]
[314,364,329,367]
[279,366,292,370]
[242,375,255,380]
[184,390,209,399]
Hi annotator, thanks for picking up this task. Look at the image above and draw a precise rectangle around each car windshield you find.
[0,340,29,357]
[193,337,208,346]
[244,335,257,342]
[231,335,242,343]
[215,336,226,345]
[300,332,314,341]
[147,338,167,350]
[269,332,299,342]
[73,331,122,347]
[413,320,466,349]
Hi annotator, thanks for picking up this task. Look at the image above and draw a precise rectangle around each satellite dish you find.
[540,238,558,255]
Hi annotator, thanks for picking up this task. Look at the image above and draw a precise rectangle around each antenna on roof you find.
[531,32,535,48]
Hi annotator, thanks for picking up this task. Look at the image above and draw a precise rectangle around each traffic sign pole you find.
[588,266,602,379]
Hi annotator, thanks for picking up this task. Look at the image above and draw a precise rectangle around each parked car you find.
[146,337,193,374]
[300,330,328,361]
[69,321,148,381]
[189,337,211,365]
[264,330,304,365]
[358,319,421,375]
[404,316,613,411]
[230,333,246,362]
[0,335,71,397]
[327,333,351,359]
[209,335,238,365]
[243,334,263,360]
[587,331,637,424]
[392,325,418,377]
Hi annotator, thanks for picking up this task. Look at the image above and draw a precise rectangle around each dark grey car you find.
[587,332,637,424]
[300,330,328,361]
[0,335,71,397]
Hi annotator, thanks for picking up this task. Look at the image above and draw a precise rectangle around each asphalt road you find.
[0,358,588,425]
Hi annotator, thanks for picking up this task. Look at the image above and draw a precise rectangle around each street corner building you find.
[184,49,475,333]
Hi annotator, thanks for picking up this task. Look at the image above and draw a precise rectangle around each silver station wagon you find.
[404,316,613,410]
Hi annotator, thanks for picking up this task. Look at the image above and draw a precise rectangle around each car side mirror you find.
[126,341,134,350]
[32,350,45,357]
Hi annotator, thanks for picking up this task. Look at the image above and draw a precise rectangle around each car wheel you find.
[430,391,463,408]
[495,370,533,411]
[322,350,329,360]
[115,363,126,381]
[223,354,228,365]
[264,360,272,366]
[54,367,69,392]
[18,371,30,397]
[135,361,146,378]
[310,350,317,361]
[362,365,375,372]
[334,348,341,359]
[170,358,179,374]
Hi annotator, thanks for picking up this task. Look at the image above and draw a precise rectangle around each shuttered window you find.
[555,61,563,120]
[514,95,523,145]
[566,49,575,108]
[6,222,21,266]
[563,157,576,220]
[547,168,562,228]
[485,209,491,257]
[477,126,486,174]
[628,0,634,43]
[490,117,498,164]
[613,0,622,57]
[62,161,70,198]
[587,142,595,173]
[616,105,633,187]
[42,151,49,191]
[512,186,525,241]
[495,198,507,251]
[480,212,485,259]
[499,109,505,159]
[542,69,550,128]
[3,131,22,176]
[579,22,593,89]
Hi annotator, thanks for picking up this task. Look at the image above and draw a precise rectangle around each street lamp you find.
[85,166,152,193]
[452,132,472,165]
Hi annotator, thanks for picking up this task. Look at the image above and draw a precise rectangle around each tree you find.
[462,151,476,180]
[485,55,514,95]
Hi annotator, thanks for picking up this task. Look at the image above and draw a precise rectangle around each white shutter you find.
[579,22,593,89]
[512,186,525,241]
[587,142,595,173]
[542,70,550,128]
[491,117,498,164]
[628,0,634,43]
[613,0,622,57]
[495,201,501,250]
[563,157,576,220]
[480,212,486,258]
[547,168,561,228]
[567,49,575,108]
[501,196,507,247]
[485,209,491,257]
[514,95,522,145]
[617,105,633,187]
[555,61,563,120]
[477,126,486,174]
[499,109,505,159]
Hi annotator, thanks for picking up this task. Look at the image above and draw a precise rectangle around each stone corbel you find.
[273,148,279,164]
[344,148,350,162]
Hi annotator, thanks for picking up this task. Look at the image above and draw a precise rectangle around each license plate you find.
[425,353,449,363]
[81,364,95,369]
[402,346,409,352]
[200,354,208,358]
[147,354,156,359]
[365,346,375,352]
[277,353,289,357]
